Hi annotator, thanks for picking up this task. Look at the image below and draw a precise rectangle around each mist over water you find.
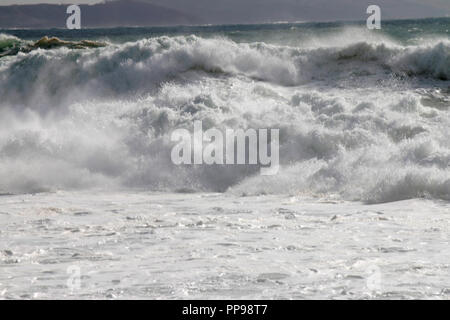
[0,18,449,203]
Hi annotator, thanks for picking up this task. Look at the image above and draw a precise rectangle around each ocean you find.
[0,18,449,299]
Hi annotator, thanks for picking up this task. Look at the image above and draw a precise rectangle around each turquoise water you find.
[1,17,449,46]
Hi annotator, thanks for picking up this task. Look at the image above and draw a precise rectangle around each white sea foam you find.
[1,191,449,299]
[0,32,448,203]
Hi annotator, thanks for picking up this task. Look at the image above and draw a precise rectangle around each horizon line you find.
[0,16,448,32]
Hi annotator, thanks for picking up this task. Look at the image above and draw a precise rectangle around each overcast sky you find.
[1,0,448,22]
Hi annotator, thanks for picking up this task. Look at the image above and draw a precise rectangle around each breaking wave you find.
[0,31,448,203]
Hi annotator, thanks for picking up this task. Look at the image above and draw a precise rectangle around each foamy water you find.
[0,192,449,299]
[0,19,449,299]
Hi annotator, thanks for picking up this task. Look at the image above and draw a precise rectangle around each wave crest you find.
[0,34,448,203]
[1,35,448,109]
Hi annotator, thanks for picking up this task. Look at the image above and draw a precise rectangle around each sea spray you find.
[0,22,448,203]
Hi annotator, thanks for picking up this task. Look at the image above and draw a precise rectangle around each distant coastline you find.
[0,0,448,29]
[0,0,201,29]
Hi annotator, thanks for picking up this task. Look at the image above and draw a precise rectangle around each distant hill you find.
[0,0,201,29]
[144,0,449,24]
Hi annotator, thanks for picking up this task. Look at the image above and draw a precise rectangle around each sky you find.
[0,0,448,22]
